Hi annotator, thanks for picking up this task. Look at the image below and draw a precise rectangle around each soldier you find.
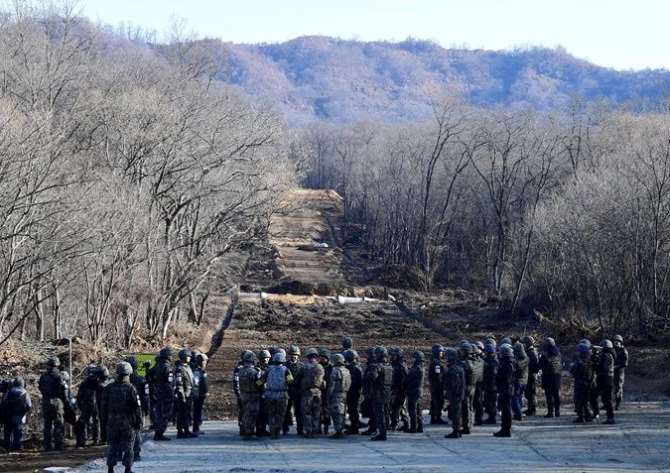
[405,351,425,433]
[368,346,393,441]
[283,345,303,435]
[512,342,529,421]
[255,349,271,437]
[238,351,260,440]
[97,367,113,444]
[597,339,616,424]
[327,353,351,438]
[75,365,101,447]
[482,343,499,424]
[612,334,628,410]
[318,347,333,435]
[472,341,485,426]
[538,337,562,418]
[126,357,148,460]
[494,343,515,437]
[153,347,175,441]
[343,349,363,434]
[342,336,353,352]
[428,344,446,425]
[458,341,475,435]
[192,353,209,436]
[389,348,409,432]
[232,351,245,434]
[145,357,157,429]
[38,356,66,451]
[174,349,196,438]
[100,362,143,473]
[570,342,594,423]
[522,336,539,416]
[259,351,293,439]
[444,347,465,439]
[1,377,32,451]
[361,347,377,435]
[300,348,325,438]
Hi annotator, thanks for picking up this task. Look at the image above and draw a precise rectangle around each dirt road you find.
[73,403,670,473]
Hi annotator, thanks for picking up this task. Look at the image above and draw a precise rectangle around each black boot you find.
[107,467,114,473]
[493,430,511,437]
[445,431,461,439]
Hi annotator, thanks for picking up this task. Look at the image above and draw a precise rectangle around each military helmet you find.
[375,346,388,360]
[613,334,624,343]
[99,367,110,379]
[12,376,24,388]
[276,348,287,358]
[431,344,444,356]
[47,356,60,368]
[304,347,319,358]
[444,347,459,362]
[332,353,345,366]
[500,337,512,346]
[499,343,514,358]
[579,338,592,348]
[545,337,556,347]
[474,341,485,352]
[601,339,613,349]
[242,351,256,363]
[576,343,591,355]
[459,340,473,355]
[342,336,353,350]
[273,352,286,364]
[85,364,98,377]
[412,350,425,362]
[158,347,173,360]
[116,361,133,377]
[259,349,271,360]
[521,335,535,347]
[391,347,404,359]
[318,347,331,359]
[366,347,375,359]
[125,356,138,369]
[288,345,301,356]
[484,344,496,354]
[178,349,192,361]
[269,346,279,356]
[343,349,358,363]
[196,353,208,365]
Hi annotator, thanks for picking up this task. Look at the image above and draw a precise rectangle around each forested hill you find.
[211,36,670,124]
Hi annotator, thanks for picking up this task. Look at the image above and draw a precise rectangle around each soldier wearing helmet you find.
[428,344,445,425]
[38,356,66,451]
[472,342,485,426]
[259,351,294,439]
[125,356,148,461]
[366,346,393,441]
[153,347,175,441]
[597,339,616,424]
[443,347,465,439]
[300,348,325,438]
[327,353,351,438]
[238,350,261,440]
[521,335,539,416]
[342,336,353,351]
[100,362,142,473]
[538,337,562,418]
[75,365,101,448]
[3,376,32,451]
[256,349,272,437]
[389,348,409,432]
[458,341,476,435]
[494,344,515,437]
[318,348,333,435]
[343,349,363,434]
[405,351,425,433]
[174,349,196,438]
[361,347,377,435]
[233,350,254,435]
[192,353,209,436]
[283,345,304,435]
[570,342,594,423]
[482,343,499,424]
[612,335,628,411]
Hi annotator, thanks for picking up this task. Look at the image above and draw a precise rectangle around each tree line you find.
[292,92,670,335]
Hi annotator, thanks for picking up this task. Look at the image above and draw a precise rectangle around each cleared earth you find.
[72,403,670,473]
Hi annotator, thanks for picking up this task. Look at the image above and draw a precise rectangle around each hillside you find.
[207,36,670,124]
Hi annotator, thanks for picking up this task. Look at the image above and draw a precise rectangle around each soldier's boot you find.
[345,427,359,435]
[371,434,386,441]
[615,398,621,411]
[554,407,560,418]
[134,453,142,462]
[153,433,171,441]
[124,467,134,473]
[524,408,536,416]
[431,417,446,425]
[603,417,616,425]
[361,428,376,436]
[460,428,471,435]
[107,466,114,473]
[513,414,523,421]
[493,430,511,437]
[445,430,461,439]
[544,412,554,418]
[185,429,198,438]
[330,430,345,439]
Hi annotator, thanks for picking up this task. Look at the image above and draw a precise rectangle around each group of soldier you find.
[233,334,629,441]
[0,347,209,473]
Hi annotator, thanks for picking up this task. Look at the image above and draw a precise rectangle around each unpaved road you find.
[72,403,670,473]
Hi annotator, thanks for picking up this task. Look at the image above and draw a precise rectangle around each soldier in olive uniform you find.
[368,346,393,441]
[570,342,594,423]
[260,351,294,439]
[539,338,562,418]
[318,348,333,435]
[75,365,101,447]
[612,335,628,410]
[472,341,485,426]
[458,341,476,435]
[405,351,425,433]
[126,357,148,460]
[2,377,32,451]
[597,339,616,424]
[192,353,209,435]
[238,351,260,439]
[256,349,271,437]
[522,336,539,416]
[482,343,499,424]
[101,362,143,473]
[512,342,529,421]
[327,353,351,438]
[38,356,66,451]
[300,348,325,438]
[429,344,446,424]
[153,347,175,441]
[389,348,409,432]
[344,349,363,434]
[444,347,465,439]
[361,347,377,435]
[284,345,304,435]
[175,349,196,438]
[495,343,515,437]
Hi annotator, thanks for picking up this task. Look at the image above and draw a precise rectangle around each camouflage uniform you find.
[300,351,325,437]
[368,347,393,441]
[2,377,32,451]
[344,350,363,434]
[523,337,540,416]
[495,346,515,437]
[405,352,425,433]
[570,344,593,422]
[101,363,142,473]
[361,347,377,434]
[539,340,562,418]
[261,353,294,439]
[38,360,66,451]
[482,348,499,424]
[175,351,195,438]
[75,368,101,447]
[153,349,175,441]
[327,354,351,437]
[597,341,616,424]
[444,348,465,438]
[127,357,148,459]
[459,343,476,434]
[613,337,628,410]
[428,345,445,424]
[472,345,485,425]
[238,359,261,439]
[389,349,409,431]
[318,349,333,435]
[192,354,209,435]
[512,342,529,419]
[284,347,304,435]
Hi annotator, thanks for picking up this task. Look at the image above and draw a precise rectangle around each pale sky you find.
[82,0,669,71]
